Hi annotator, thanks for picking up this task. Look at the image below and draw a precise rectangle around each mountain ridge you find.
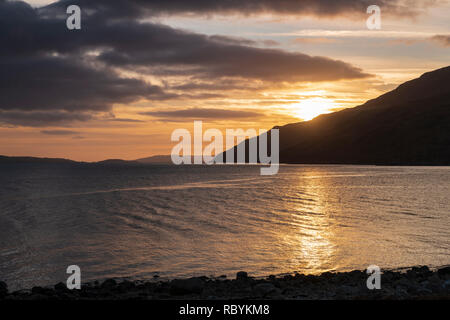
[222,66,450,165]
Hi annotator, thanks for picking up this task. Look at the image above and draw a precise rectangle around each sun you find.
[293,97,339,121]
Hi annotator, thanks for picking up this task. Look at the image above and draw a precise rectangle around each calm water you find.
[0,163,449,290]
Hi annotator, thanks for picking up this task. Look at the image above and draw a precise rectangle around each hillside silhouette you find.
[222,66,450,165]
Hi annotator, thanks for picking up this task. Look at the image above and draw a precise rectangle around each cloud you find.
[430,35,450,47]
[47,0,439,19]
[292,37,339,44]
[108,118,146,123]
[171,81,248,92]
[387,39,421,45]
[0,110,93,127]
[0,0,172,128]
[40,130,80,135]
[260,40,281,47]
[141,108,265,121]
[0,0,373,127]
[272,29,437,39]
[94,23,370,82]
[2,5,368,83]
[0,56,169,112]
[385,34,450,47]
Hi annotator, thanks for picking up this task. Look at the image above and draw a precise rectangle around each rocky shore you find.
[1,266,450,300]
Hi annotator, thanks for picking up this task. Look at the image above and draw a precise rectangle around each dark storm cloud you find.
[0,0,170,126]
[1,2,370,83]
[141,108,265,120]
[47,0,438,18]
[0,110,93,127]
[1,0,374,127]
[0,56,169,112]
[95,23,369,82]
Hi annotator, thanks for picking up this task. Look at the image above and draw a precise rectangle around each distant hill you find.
[135,155,205,164]
[0,155,79,164]
[221,66,450,165]
[95,159,140,165]
[135,155,173,164]
[0,156,139,166]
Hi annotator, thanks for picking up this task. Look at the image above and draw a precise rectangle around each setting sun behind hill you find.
[293,97,340,121]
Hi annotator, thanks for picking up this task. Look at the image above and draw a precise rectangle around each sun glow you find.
[294,97,340,121]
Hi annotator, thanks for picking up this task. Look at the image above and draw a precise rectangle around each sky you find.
[0,0,449,161]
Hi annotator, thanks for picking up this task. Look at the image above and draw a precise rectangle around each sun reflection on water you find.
[278,171,338,274]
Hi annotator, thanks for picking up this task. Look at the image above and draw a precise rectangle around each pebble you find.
[253,283,277,296]
[0,281,8,297]
[236,271,248,281]
[170,277,204,295]
[100,279,117,290]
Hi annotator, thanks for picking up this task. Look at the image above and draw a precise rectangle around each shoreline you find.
[1,266,450,300]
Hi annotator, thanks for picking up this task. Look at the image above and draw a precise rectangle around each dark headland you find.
[1,266,449,300]
[222,66,450,165]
